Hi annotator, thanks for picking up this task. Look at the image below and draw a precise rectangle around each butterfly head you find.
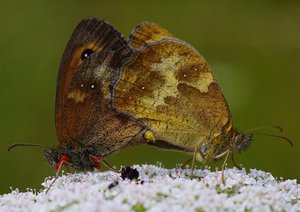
[44,143,102,171]
[233,125,293,154]
[233,132,253,153]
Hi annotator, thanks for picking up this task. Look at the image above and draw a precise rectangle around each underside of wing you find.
[60,51,146,153]
[56,18,134,143]
[112,37,232,151]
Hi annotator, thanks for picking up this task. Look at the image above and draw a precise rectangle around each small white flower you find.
[1,165,299,211]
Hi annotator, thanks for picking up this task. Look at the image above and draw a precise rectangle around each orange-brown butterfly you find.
[112,22,292,173]
[9,18,292,179]
[9,18,150,172]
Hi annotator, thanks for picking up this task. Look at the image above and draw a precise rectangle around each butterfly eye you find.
[80,49,94,60]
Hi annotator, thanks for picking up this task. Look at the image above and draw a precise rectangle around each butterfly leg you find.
[190,147,198,178]
[221,150,230,184]
[101,159,121,173]
[90,155,121,173]
[180,158,192,169]
[231,153,242,170]
[46,155,70,193]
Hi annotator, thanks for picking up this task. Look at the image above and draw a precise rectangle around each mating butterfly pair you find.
[11,18,292,175]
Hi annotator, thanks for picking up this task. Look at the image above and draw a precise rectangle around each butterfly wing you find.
[112,23,233,154]
[55,18,144,147]
[128,22,174,48]
[64,50,146,156]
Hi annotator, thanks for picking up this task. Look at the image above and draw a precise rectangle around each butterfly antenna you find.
[252,132,293,147]
[243,125,283,133]
[8,143,51,152]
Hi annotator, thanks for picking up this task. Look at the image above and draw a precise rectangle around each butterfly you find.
[111,22,246,166]
[111,22,292,175]
[44,18,151,171]
[9,18,292,179]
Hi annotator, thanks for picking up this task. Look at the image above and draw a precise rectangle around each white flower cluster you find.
[1,165,299,211]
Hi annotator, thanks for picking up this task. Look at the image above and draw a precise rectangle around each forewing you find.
[61,50,145,154]
[55,18,134,143]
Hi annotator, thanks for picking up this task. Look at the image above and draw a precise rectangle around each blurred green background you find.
[0,1,299,194]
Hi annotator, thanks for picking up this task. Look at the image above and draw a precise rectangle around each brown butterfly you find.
[9,18,292,180]
[47,18,157,171]
[9,18,150,172]
[111,22,292,176]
